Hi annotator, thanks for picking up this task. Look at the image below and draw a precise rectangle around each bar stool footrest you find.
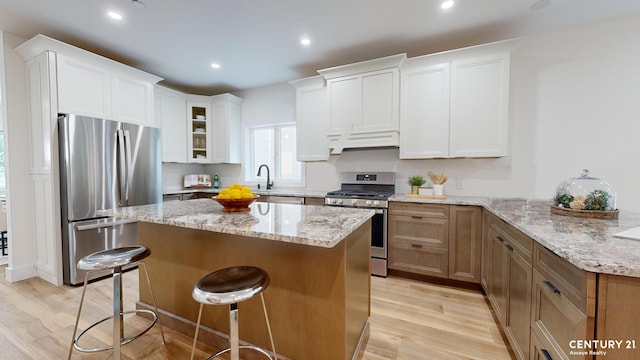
[207,345,275,360]
[73,309,158,353]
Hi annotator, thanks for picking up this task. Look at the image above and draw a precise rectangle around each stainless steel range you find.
[325,172,395,277]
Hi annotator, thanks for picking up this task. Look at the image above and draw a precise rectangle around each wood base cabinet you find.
[531,243,595,360]
[597,275,640,360]
[483,213,598,360]
[388,203,482,283]
[484,213,532,360]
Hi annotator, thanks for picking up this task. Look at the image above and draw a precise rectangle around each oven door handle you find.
[374,209,385,214]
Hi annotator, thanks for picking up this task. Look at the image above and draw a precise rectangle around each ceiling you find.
[1,0,640,95]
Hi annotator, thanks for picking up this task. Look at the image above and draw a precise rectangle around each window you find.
[246,124,303,186]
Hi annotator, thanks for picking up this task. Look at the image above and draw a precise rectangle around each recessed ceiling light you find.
[211,63,221,69]
[107,11,123,20]
[131,0,145,8]
[300,38,311,46]
[441,0,454,9]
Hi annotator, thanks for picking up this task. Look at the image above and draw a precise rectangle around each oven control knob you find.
[351,199,358,205]
[373,200,380,206]
[337,199,343,205]
[366,200,372,205]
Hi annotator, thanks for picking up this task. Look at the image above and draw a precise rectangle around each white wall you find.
[0,32,37,282]
[236,14,640,212]
[522,15,640,211]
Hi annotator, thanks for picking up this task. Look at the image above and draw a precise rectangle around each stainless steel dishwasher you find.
[255,195,305,204]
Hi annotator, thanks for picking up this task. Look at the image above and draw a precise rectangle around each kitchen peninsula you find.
[100,199,374,360]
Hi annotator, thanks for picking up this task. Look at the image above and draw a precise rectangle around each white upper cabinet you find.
[399,38,522,159]
[111,72,155,125]
[289,76,329,161]
[319,54,405,154]
[155,85,187,163]
[449,53,510,158]
[186,99,212,163]
[210,93,242,164]
[16,35,162,127]
[399,62,451,159]
[56,54,111,119]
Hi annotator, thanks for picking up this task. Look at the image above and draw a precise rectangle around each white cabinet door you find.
[361,68,399,132]
[327,75,360,132]
[156,87,187,163]
[290,76,329,161]
[400,62,450,159]
[56,54,110,118]
[112,73,154,126]
[450,53,510,158]
[210,94,242,164]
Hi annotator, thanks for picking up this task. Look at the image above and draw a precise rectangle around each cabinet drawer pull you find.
[543,280,561,294]
[411,243,423,249]
[496,235,505,243]
[505,244,514,251]
[411,215,423,219]
[540,349,553,360]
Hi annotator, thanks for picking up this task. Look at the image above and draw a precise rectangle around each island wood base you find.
[136,220,372,360]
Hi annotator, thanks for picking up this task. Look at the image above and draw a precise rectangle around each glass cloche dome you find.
[554,169,617,211]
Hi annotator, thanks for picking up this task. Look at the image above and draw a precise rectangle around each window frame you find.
[244,123,305,188]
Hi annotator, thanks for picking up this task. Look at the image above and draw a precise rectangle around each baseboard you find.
[4,263,37,283]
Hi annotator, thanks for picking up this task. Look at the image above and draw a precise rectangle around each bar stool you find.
[190,266,277,360]
[68,246,165,360]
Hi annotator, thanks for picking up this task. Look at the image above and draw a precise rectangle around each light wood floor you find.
[0,265,513,359]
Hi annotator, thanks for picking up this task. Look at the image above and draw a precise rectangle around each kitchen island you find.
[100,199,374,360]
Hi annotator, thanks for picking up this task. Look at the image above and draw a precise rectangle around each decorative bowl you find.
[212,195,259,212]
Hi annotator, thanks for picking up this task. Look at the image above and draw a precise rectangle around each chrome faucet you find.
[256,164,273,190]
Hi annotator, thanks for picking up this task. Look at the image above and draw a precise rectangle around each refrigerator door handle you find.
[123,129,133,206]
[117,129,128,207]
[74,219,137,231]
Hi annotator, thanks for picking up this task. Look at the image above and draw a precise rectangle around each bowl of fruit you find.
[213,184,259,212]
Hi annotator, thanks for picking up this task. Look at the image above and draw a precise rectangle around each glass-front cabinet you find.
[187,102,211,163]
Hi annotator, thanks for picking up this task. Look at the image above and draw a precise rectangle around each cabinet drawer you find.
[492,217,532,263]
[388,214,448,249]
[531,270,593,360]
[530,329,564,360]
[389,202,449,218]
[533,243,595,314]
[388,240,448,278]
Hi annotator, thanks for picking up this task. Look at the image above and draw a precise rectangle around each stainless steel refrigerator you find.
[58,114,162,285]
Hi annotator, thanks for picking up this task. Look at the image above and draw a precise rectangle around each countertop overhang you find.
[98,199,374,248]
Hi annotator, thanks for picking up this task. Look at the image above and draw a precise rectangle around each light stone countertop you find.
[98,199,374,248]
[390,194,640,277]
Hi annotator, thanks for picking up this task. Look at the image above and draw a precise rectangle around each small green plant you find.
[584,189,611,211]
[407,175,426,187]
[555,193,574,208]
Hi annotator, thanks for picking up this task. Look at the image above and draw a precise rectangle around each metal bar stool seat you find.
[190,266,277,360]
[68,246,165,360]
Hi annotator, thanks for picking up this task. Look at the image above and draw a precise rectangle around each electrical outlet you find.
[456,179,464,189]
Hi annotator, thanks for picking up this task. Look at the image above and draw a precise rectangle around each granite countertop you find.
[98,199,374,248]
[390,194,640,277]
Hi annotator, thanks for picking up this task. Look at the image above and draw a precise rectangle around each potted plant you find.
[407,175,426,194]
